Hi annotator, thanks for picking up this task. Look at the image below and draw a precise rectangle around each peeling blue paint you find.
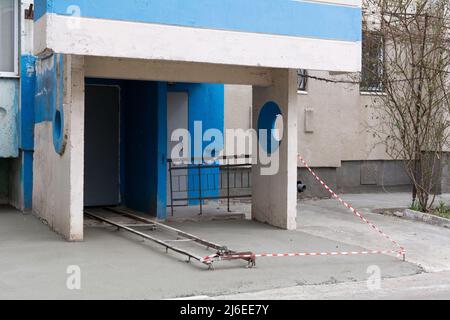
[20,55,37,151]
[34,0,50,22]
[34,54,65,154]
[19,55,37,210]
[0,79,19,158]
[34,0,362,42]
[35,55,58,123]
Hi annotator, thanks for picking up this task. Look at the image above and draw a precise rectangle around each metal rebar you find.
[84,210,205,264]
[104,207,225,250]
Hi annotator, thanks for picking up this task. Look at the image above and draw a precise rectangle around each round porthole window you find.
[53,109,66,155]
[273,114,284,142]
[257,101,283,155]
[53,110,62,140]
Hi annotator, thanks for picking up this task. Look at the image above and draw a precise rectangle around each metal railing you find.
[168,155,252,216]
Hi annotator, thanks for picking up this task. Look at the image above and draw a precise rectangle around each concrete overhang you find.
[34,0,362,73]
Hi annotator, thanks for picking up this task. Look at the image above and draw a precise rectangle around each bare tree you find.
[363,0,450,211]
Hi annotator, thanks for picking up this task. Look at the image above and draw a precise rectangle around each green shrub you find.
[435,202,450,219]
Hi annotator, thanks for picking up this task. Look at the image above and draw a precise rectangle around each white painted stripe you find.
[35,14,361,73]
[304,0,362,7]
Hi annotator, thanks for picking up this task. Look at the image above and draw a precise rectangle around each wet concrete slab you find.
[0,205,421,299]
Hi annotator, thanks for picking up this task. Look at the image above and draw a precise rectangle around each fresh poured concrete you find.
[299,193,450,273]
[0,193,435,300]
[214,271,450,300]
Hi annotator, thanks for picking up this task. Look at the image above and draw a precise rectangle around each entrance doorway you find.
[84,85,120,207]
[167,92,189,205]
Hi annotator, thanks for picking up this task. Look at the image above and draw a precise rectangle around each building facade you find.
[0,0,34,210]
[0,0,363,240]
[223,76,416,199]
[224,59,450,197]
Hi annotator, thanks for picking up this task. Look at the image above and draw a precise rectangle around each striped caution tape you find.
[298,155,405,257]
[203,155,406,264]
[203,250,402,263]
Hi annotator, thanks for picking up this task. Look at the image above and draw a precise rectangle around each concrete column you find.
[156,82,168,220]
[33,55,85,241]
[252,69,298,230]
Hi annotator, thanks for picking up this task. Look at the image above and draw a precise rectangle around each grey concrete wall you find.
[8,156,23,210]
[337,160,412,194]
[298,167,337,199]
[301,160,413,198]
[440,153,449,194]
[442,154,450,193]
[0,159,9,204]
[221,166,335,199]
[221,160,416,199]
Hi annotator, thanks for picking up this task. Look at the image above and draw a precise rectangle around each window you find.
[297,69,308,92]
[0,0,18,76]
[361,31,384,92]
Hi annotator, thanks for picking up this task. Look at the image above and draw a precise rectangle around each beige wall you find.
[224,72,390,168]
[224,85,252,131]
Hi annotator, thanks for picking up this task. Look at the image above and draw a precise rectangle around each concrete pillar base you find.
[251,69,298,230]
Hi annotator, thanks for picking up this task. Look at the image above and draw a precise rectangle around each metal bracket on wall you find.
[25,4,34,20]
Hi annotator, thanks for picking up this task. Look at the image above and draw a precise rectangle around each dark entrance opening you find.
[83,79,165,217]
[84,85,120,207]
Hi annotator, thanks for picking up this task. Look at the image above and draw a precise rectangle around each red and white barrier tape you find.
[203,155,406,264]
[202,250,401,263]
[298,155,405,257]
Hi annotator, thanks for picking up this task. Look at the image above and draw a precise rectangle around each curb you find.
[397,209,450,229]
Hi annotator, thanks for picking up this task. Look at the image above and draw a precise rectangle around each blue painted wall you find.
[0,54,37,209]
[20,55,37,151]
[83,80,224,217]
[35,56,59,124]
[21,150,33,209]
[168,83,224,204]
[34,54,65,156]
[20,55,37,209]
[34,0,361,42]
[122,81,163,216]
[155,83,167,219]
